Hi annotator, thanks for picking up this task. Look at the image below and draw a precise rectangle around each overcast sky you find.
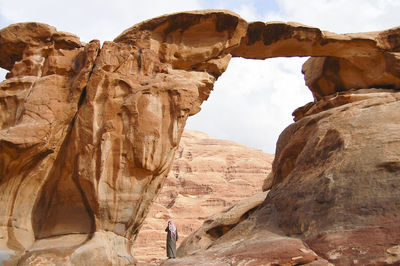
[1,0,399,153]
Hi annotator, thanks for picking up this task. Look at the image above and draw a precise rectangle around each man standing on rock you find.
[165,220,178,259]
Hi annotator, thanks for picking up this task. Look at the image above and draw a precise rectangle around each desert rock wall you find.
[0,23,100,253]
[0,9,400,265]
[133,130,273,263]
[169,89,400,266]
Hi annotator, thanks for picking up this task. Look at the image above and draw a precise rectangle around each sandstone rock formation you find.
[1,9,400,265]
[0,23,101,265]
[168,89,400,266]
[166,191,331,265]
[133,130,273,263]
[231,21,400,100]
[177,191,269,257]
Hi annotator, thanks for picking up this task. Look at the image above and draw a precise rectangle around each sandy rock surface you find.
[1,9,400,265]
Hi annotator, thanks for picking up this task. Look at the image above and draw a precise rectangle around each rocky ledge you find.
[0,9,400,265]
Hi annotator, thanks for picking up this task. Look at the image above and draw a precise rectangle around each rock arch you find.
[0,10,400,264]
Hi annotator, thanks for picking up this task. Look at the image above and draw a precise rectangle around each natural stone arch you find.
[0,9,400,265]
[114,10,400,101]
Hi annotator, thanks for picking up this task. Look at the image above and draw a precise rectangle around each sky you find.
[0,0,399,154]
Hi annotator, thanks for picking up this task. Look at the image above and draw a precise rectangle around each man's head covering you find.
[168,220,177,237]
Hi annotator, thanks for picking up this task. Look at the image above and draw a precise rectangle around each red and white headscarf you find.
[168,220,177,237]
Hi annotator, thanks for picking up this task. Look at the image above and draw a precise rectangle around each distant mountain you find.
[133,129,274,264]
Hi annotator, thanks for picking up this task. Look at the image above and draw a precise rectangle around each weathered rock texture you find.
[1,9,400,265]
[167,191,331,265]
[133,130,273,263]
[169,89,400,266]
[177,191,270,257]
[0,23,102,265]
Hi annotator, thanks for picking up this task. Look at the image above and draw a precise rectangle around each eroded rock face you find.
[1,9,400,265]
[177,191,270,258]
[133,130,273,263]
[0,11,245,265]
[0,22,100,263]
[171,90,400,265]
[268,89,400,264]
[165,191,331,266]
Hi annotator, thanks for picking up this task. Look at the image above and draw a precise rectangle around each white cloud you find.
[268,0,400,32]
[0,68,6,80]
[0,0,202,42]
[232,3,259,21]
[186,57,313,154]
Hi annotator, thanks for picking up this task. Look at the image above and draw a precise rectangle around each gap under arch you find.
[186,57,314,154]
[0,67,7,82]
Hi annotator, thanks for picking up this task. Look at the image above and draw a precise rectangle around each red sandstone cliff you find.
[133,129,273,263]
[1,10,400,265]
[167,88,400,266]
